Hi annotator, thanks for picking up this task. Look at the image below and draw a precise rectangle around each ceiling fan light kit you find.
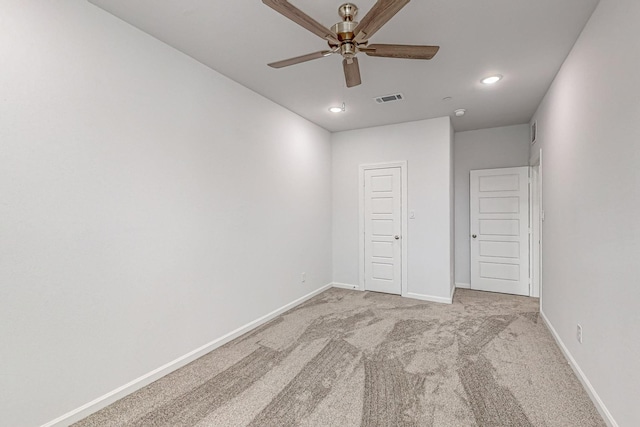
[262,0,440,88]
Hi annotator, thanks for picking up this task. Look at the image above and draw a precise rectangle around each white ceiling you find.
[88,0,599,132]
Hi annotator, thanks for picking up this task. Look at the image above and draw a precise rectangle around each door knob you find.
[472,234,477,239]
[394,235,400,240]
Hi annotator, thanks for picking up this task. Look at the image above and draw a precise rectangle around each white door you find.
[470,167,530,296]
[364,167,402,295]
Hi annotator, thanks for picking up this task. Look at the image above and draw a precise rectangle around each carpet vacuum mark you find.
[249,339,360,426]
[130,345,289,427]
[74,289,605,427]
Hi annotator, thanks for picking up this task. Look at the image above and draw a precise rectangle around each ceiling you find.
[88,0,599,133]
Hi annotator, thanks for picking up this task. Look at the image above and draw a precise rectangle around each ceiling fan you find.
[263,0,439,88]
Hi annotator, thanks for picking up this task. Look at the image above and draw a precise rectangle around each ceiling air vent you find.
[374,93,404,104]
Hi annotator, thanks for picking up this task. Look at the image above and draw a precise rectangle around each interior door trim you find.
[358,161,408,296]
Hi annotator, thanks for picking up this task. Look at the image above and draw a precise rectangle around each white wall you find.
[453,125,530,286]
[530,0,640,425]
[0,2,332,426]
[332,117,454,301]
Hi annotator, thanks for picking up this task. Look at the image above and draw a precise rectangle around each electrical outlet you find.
[577,324,583,344]
[301,272,306,283]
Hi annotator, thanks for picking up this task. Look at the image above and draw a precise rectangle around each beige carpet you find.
[74,288,605,426]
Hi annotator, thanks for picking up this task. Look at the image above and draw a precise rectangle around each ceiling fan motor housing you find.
[332,20,358,42]
[331,21,358,42]
[332,3,360,60]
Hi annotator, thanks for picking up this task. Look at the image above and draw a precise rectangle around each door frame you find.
[358,161,408,296]
[529,164,539,297]
[530,149,543,301]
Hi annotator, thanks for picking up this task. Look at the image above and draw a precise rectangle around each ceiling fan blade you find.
[262,0,338,44]
[353,0,410,43]
[268,50,333,68]
[343,57,362,88]
[365,44,440,60]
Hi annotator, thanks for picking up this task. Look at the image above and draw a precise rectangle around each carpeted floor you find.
[74,288,605,426]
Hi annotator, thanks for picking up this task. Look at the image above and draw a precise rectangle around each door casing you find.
[531,149,543,303]
[530,163,541,298]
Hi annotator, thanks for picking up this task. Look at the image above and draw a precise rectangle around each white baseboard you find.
[455,282,471,289]
[41,283,334,427]
[331,282,360,290]
[540,311,618,427]
[405,291,453,305]
[334,283,453,305]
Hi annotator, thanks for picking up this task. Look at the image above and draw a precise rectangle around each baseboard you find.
[41,283,333,427]
[334,283,452,304]
[540,311,618,427]
[405,291,453,305]
[331,282,360,291]
[455,282,471,289]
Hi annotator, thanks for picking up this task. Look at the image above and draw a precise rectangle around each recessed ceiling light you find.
[454,108,466,117]
[481,75,503,85]
[329,102,345,113]
[442,97,453,102]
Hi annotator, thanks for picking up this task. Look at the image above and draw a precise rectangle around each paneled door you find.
[364,167,402,295]
[470,167,530,296]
